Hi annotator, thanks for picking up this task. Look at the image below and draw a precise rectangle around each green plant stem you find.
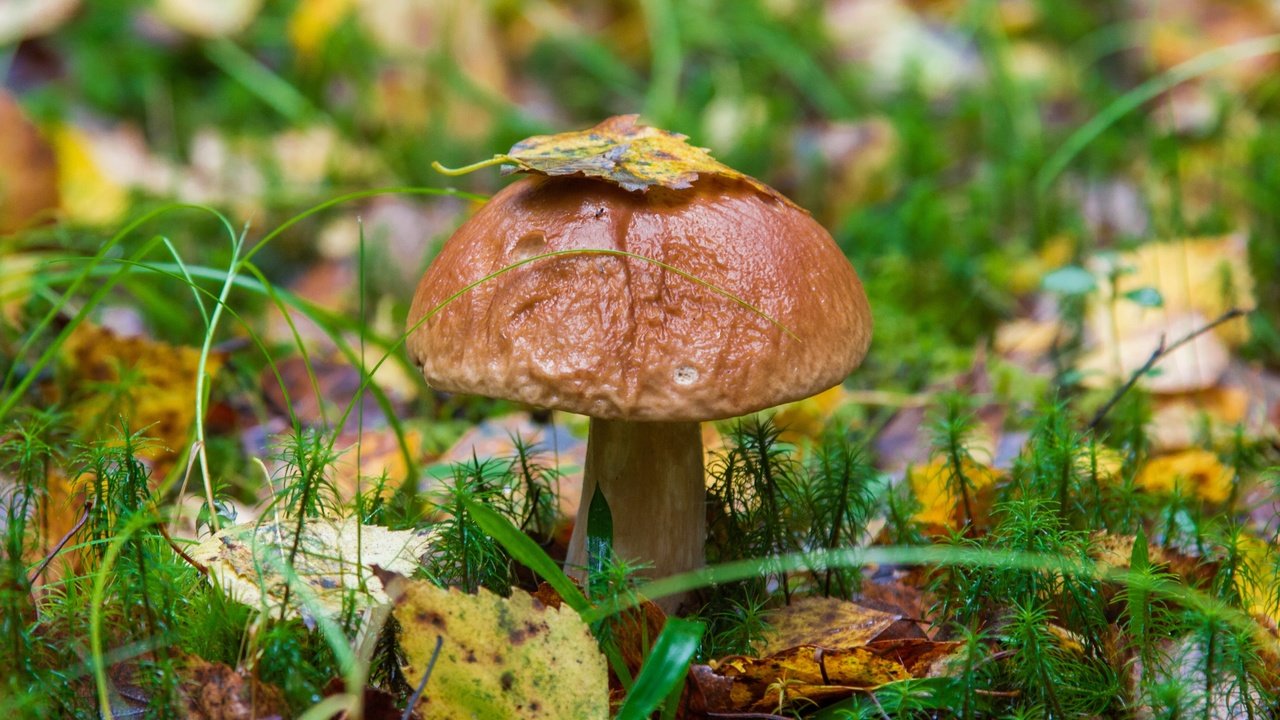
[431,156,511,176]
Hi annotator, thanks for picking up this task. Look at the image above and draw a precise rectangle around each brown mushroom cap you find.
[407,175,871,421]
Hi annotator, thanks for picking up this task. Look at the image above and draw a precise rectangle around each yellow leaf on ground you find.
[61,322,223,475]
[772,385,849,446]
[501,115,792,203]
[190,518,431,619]
[48,124,129,226]
[1135,449,1233,504]
[288,0,355,59]
[757,596,901,656]
[0,251,58,323]
[907,457,1001,530]
[1078,312,1231,394]
[715,645,910,713]
[1232,534,1280,626]
[995,318,1062,358]
[1087,235,1254,350]
[1149,386,1251,452]
[390,581,608,720]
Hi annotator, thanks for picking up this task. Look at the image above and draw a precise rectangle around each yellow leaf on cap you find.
[501,115,793,203]
[392,581,608,720]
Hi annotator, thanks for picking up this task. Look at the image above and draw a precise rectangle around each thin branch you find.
[401,635,444,720]
[28,501,92,585]
[157,522,208,575]
[1087,308,1249,431]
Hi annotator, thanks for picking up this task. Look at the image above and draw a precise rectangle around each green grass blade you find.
[1036,34,1280,195]
[614,617,705,720]
[462,497,591,614]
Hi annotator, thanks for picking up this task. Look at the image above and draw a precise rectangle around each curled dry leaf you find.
[388,580,608,720]
[756,596,902,656]
[190,517,432,620]
[700,638,962,715]
[1088,530,1215,594]
[500,115,791,202]
[177,656,288,720]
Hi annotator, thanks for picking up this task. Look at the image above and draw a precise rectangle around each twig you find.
[157,522,208,575]
[1087,308,1249,431]
[28,501,92,585]
[401,635,444,720]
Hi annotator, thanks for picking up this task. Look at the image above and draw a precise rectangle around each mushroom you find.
[406,172,871,593]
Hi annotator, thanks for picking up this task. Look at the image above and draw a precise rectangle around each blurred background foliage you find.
[3,0,1279,390]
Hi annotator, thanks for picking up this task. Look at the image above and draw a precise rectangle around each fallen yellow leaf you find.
[1148,386,1252,453]
[1088,235,1254,350]
[61,322,223,474]
[715,645,909,713]
[908,456,1002,530]
[772,385,849,447]
[1135,449,1233,504]
[48,124,128,227]
[190,517,432,619]
[756,596,901,656]
[1078,312,1231,394]
[390,580,608,719]
[287,0,355,60]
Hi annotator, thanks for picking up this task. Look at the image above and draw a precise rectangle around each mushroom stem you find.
[566,419,705,599]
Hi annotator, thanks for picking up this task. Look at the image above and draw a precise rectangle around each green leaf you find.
[615,618,706,720]
[1123,287,1164,308]
[586,483,614,580]
[1127,527,1151,658]
[1042,266,1097,296]
[463,497,591,614]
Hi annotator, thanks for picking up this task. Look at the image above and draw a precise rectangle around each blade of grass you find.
[1036,34,1280,195]
[581,545,1278,657]
[615,618,705,720]
[462,497,590,614]
[203,38,317,123]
